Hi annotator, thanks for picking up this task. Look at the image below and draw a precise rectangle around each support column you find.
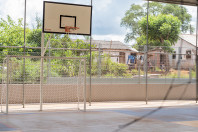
[196,6,198,103]
[89,0,93,106]
[6,57,9,114]
[40,33,44,111]
[145,1,149,104]
[22,0,27,108]
[84,59,87,111]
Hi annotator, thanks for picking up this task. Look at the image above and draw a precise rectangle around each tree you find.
[0,16,24,47]
[34,14,42,29]
[121,2,193,43]
[120,4,144,42]
[136,14,181,52]
[160,4,192,32]
[0,16,32,61]
[27,29,41,47]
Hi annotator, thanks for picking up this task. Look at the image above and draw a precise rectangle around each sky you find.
[0,0,197,45]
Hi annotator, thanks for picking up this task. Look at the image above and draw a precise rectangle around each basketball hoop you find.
[43,2,91,35]
[65,26,79,33]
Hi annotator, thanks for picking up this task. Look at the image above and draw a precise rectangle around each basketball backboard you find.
[43,1,92,36]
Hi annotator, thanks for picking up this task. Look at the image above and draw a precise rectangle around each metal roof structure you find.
[72,39,138,52]
[90,40,138,52]
[146,0,198,6]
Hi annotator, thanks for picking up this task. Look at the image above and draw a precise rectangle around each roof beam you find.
[146,0,198,6]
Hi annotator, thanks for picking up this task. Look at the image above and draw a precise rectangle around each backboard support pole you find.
[42,1,92,108]
[40,33,45,111]
[40,32,52,111]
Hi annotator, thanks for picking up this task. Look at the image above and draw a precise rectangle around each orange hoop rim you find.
[65,26,80,33]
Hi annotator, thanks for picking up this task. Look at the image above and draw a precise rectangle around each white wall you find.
[171,38,196,68]
[103,51,136,64]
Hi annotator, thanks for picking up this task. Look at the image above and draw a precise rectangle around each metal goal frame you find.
[1,55,87,114]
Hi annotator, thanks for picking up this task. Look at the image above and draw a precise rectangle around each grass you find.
[161,69,196,79]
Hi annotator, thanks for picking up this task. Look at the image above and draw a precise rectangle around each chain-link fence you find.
[0,0,198,113]
[1,56,86,113]
[86,44,196,102]
[0,45,197,105]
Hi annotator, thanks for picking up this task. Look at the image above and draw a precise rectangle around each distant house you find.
[136,34,196,70]
[90,40,138,64]
[171,34,196,69]
[147,48,167,69]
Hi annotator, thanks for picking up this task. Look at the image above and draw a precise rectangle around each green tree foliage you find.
[120,4,144,42]
[121,2,193,43]
[160,4,191,32]
[91,54,128,77]
[27,29,41,47]
[135,14,181,52]
[0,16,24,47]
[26,29,41,54]
[0,15,130,80]
[34,14,42,29]
[0,16,32,61]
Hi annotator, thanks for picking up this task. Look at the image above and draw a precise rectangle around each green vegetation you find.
[120,2,192,75]
[121,2,193,43]
[0,15,134,81]
[0,12,195,81]
[91,55,129,77]
[136,14,181,52]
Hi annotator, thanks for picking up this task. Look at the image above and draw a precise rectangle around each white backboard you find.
[43,1,92,36]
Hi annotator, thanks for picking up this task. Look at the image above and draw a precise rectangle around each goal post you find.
[1,55,86,113]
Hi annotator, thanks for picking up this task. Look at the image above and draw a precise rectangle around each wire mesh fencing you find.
[0,44,197,105]
[0,0,197,108]
[86,45,196,102]
[1,56,86,113]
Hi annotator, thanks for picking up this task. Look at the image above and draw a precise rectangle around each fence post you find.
[196,6,198,103]
[145,0,149,104]
[138,54,140,84]
[40,57,44,111]
[6,57,9,114]
[84,59,87,111]
[178,47,181,78]
[89,38,92,106]
[40,33,44,111]
[22,0,27,109]
[98,43,101,77]
[47,40,51,78]
[22,58,25,108]
[189,67,192,80]
[144,45,148,104]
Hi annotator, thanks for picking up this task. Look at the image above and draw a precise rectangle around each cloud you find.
[186,6,197,28]
[92,0,145,36]
[93,0,113,12]
[92,0,132,36]
[93,34,125,43]
[0,0,24,20]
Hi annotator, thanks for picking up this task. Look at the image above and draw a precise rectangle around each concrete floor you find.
[0,101,198,132]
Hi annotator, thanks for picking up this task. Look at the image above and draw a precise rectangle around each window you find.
[186,50,191,59]
[172,51,176,59]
